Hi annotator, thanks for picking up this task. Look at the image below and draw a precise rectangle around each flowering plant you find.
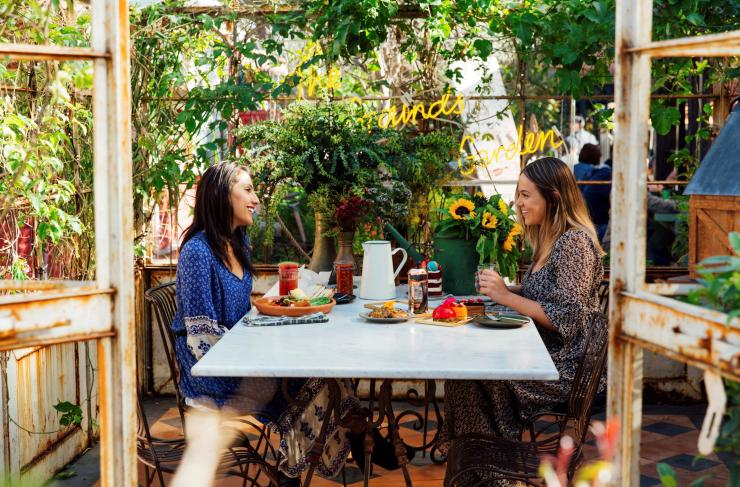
[539,418,619,487]
[434,192,523,280]
[333,195,371,231]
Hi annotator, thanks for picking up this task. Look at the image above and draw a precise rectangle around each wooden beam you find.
[627,30,740,58]
[0,44,109,61]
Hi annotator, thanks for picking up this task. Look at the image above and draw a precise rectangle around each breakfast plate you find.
[473,314,528,328]
[358,311,411,323]
[254,296,336,317]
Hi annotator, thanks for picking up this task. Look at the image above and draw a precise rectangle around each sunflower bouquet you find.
[434,192,523,280]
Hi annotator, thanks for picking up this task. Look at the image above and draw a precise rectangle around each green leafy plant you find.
[238,101,400,235]
[687,232,740,323]
[53,401,83,427]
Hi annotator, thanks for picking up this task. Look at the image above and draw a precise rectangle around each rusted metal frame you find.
[142,93,728,103]
[619,292,740,378]
[0,291,114,350]
[0,287,113,305]
[0,332,115,353]
[626,30,740,58]
[0,280,98,292]
[20,425,81,476]
[90,0,137,485]
[643,282,699,296]
[609,0,653,485]
[2,349,20,484]
[0,44,110,61]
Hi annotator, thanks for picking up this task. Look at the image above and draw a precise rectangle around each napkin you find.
[296,267,331,291]
[241,312,329,327]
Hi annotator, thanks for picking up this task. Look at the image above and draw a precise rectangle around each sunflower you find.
[510,222,523,237]
[482,211,498,229]
[498,198,509,215]
[449,198,476,220]
[503,232,516,252]
[473,192,488,206]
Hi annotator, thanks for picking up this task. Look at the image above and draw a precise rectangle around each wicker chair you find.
[445,313,609,486]
[597,279,610,315]
[142,281,279,486]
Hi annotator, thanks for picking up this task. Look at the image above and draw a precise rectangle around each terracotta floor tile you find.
[55,397,732,487]
[671,465,729,486]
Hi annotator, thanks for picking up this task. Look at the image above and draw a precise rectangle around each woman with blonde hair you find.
[441,157,606,486]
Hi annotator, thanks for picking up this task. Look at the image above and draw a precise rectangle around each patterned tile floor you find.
[51,398,734,487]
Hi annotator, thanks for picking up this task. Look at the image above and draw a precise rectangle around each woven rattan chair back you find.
[597,279,610,315]
[568,312,610,457]
[144,281,187,430]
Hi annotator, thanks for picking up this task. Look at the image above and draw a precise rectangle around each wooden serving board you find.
[414,317,472,327]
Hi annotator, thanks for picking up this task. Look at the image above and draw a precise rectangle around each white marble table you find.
[191,286,558,486]
[191,288,558,381]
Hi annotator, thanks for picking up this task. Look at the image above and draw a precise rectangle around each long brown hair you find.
[181,162,254,273]
[517,157,604,263]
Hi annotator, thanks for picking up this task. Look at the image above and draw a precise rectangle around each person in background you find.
[573,143,601,184]
[565,115,599,161]
[581,144,611,241]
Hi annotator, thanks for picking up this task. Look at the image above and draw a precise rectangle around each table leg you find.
[379,380,413,487]
[394,379,447,465]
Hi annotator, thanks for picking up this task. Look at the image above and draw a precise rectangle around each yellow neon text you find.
[457,125,564,175]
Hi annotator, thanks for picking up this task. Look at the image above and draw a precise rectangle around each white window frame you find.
[0,1,135,485]
[609,2,739,483]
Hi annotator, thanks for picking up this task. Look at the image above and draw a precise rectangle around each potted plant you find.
[237,101,393,271]
[433,192,523,294]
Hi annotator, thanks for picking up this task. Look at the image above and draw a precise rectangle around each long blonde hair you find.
[516,157,604,264]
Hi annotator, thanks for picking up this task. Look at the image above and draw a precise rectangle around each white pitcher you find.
[360,241,408,300]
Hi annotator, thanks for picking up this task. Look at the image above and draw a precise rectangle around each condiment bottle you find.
[408,267,428,314]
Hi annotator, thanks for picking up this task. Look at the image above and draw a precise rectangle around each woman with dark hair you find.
[173,162,265,411]
[441,157,607,486]
[573,142,601,184]
[172,162,405,486]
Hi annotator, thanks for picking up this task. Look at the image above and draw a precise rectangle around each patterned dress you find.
[172,229,255,406]
[172,230,357,479]
[440,229,605,486]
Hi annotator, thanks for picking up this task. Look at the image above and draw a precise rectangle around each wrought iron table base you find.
[291,378,414,487]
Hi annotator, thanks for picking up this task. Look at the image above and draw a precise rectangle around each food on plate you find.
[431,297,473,323]
[458,298,485,317]
[451,302,468,321]
[431,305,457,322]
[369,301,408,319]
[272,286,334,307]
[431,298,459,322]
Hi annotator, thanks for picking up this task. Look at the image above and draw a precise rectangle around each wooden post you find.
[609,0,652,484]
[92,0,136,485]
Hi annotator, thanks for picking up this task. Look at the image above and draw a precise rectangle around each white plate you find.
[359,311,410,323]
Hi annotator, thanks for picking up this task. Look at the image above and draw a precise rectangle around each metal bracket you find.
[698,371,726,456]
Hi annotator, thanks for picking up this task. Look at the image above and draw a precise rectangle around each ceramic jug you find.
[360,240,408,300]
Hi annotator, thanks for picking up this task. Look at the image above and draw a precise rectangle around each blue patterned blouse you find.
[172,230,253,406]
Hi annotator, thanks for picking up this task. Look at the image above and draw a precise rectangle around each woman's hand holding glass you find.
[478,268,510,303]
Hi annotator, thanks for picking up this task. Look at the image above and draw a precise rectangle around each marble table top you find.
[192,286,559,381]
